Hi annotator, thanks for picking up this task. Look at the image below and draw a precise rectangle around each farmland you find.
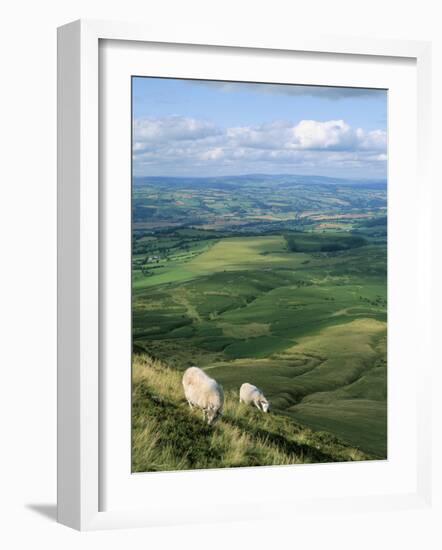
[132,175,387,469]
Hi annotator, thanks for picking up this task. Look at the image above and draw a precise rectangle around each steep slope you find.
[132,354,375,473]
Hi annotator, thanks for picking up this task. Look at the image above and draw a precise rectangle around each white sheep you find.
[239,383,270,413]
[182,366,224,425]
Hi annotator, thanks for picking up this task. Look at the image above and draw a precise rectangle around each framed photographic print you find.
[130,76,388,472]
[57,20,433,530]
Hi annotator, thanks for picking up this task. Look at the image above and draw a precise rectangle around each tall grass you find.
[132,354,372,473]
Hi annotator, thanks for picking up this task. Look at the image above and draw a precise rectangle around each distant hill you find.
[133,173,387,190]
[132,174,387,231]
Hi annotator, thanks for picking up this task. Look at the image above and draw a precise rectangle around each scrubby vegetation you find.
[132,355,372,472]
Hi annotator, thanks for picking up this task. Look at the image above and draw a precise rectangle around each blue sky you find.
[132,77,387,179]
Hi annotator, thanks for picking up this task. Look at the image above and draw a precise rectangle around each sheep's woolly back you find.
[239,383,270,412]
[182,367,224,412]
[240,383,263,403]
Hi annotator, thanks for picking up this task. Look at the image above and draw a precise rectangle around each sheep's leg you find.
[187,400,194,409]
[253,400,262,411]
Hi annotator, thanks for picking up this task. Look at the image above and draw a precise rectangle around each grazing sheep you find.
[182,367,224,425]
[239,383,270,413]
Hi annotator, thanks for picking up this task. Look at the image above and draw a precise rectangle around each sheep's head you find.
[260,399,270,413]
[207,406,222,425]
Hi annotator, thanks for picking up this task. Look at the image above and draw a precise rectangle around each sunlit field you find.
[132,176,387,469]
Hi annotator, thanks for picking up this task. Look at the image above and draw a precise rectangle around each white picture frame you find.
[57,19,433,531]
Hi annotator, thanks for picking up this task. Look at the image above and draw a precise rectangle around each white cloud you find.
[199,147,224,161]
[358,129,387,151]
[133,116,220,147]
[292,119,353,150]
[223,119,386,152]
[133,115,387,177]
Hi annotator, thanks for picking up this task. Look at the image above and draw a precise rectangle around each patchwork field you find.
[132,175,388,469]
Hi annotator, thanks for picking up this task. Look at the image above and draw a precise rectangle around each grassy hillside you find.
[207,318,387,457]
[133,233,387,458]
[132,354,373,472]
[132,175,388,468]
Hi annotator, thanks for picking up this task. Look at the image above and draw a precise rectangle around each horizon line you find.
[132,173,387,182]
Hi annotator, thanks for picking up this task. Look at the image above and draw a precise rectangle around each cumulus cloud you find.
[225,119,386,152]
[133,115,387,177]
[293,120,353,149]
[133,116,220,148]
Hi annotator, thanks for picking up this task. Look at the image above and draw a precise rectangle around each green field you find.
[132,175,387,469]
